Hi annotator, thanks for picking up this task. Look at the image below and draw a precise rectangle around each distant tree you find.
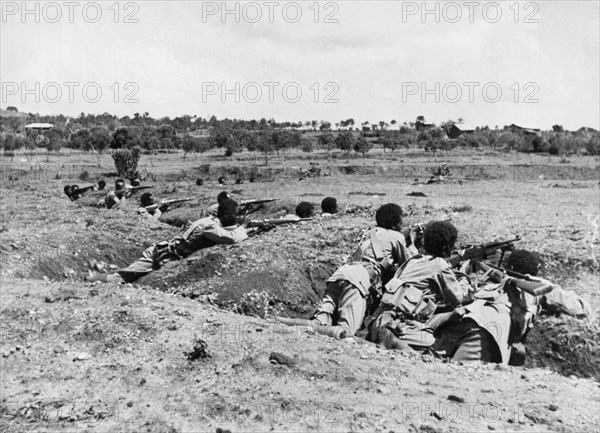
[70,128,91,149]
[319,121,331,131]
[552,124,564,132]
[90,126,111,154]
[317,132,335,153]
[354,136,372,158]
[301,137,314,153]
[256,132,274,165]
[335,130,355,155]
[111,127,141,149]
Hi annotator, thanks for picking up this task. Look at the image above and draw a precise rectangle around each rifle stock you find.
[145,197,193,211]
[239,198,277,207]
[476,261,553,297]
[115,185,154,195]
[71,184,97,196]
[247,217,313,228]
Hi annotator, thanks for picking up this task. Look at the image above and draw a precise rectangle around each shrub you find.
[112,147,141,178]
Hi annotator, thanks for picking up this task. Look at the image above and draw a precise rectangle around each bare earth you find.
[1,150,599,432]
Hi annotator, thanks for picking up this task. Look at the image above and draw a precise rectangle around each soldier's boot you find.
[375,327,413,351]
[311,324,349,340]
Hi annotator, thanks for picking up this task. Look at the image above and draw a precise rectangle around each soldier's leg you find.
[366,310,413,351]
[117,245,158,283]
[451,319,501,363]
[313,281,341,327]
[335,280,367,335]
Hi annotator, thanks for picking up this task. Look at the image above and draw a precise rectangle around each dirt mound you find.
[525,314,600,380]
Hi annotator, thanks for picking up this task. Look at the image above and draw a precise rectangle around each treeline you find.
[0,112,598,158]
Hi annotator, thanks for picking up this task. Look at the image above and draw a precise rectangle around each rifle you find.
[475,261,553,297]
[69,184,97,200]
[246,217,313,228]
[145,197,193,212]
[239,198,277,207]
[115,185,154,198]
[447,236,520,268]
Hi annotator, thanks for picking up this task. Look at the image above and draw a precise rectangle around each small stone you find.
[109,264,118,270]
[548,404,558,412]
[447,394,464,403]
[54,346,65,354]
[73,352,91,361]
[487,425,496,430]
[44,296,55,303]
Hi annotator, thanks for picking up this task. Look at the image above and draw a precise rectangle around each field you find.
[1,148,599,432]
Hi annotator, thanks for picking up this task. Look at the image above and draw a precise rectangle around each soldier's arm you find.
[203,224,249,244]
[438,266,470,307]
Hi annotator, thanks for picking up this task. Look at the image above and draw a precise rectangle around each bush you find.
[112,147,141,179]
[548,143,560,155]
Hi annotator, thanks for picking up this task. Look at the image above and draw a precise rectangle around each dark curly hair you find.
[217,191,230,203]
[321,197,338,214]
[217,199,239,226]
[295,201,315,218]
[140,192,155,207]
[423,221,458,257]
[506,249,540,276]
[375,203,402,230]
[98,180,106,190]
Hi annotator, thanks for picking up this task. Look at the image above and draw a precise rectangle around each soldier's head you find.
[196,178,204,186]
[506,250,540,276]
[98,180,106,191]
[115,178,126,190]
[140,192,155,207]
[64,185,73,196]
[375,203,403,231]
[321,197,338,214]
[130,178,141,187]
[218,176,226,185]
[217,199,239,226]
[71,184,79,192]
[423,221,458,258]
[296,201,315,218]
[217,191,231,204]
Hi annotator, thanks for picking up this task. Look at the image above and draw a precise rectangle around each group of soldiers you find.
[278,209,592,365]
[75,177,592,365]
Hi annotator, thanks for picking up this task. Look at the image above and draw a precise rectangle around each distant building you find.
[447,123,476,139]
[415,121,435,132]
[506,124,541,136]
[25,123,54,130]
[577,126,598,133]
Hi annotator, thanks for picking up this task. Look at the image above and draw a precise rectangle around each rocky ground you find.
[1,154,599,432]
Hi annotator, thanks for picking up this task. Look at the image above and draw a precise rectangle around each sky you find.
[1,1,599,130]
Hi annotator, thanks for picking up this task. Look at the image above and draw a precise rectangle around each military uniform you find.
[314,227,415,336]
[116,216,247,282]
[138,206,162,220]
[103,185,133,209]
[366,254,470,350]
[432,273,593,365]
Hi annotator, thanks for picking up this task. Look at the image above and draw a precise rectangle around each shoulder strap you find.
[369,228,384,260]
[180,218,208,241]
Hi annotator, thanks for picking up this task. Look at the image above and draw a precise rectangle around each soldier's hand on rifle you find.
[409,223,424,248]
